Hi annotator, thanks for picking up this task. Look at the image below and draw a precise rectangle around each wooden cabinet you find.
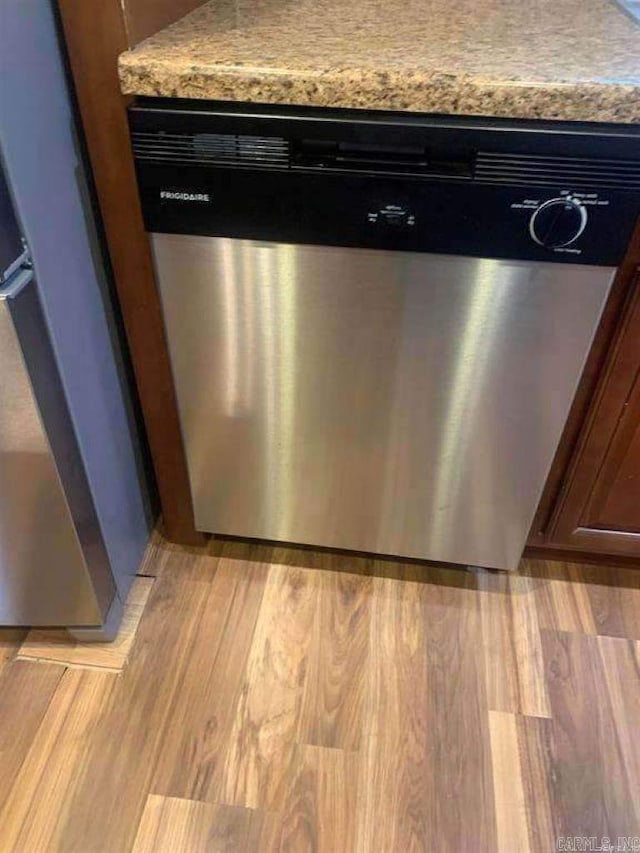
[540,268,640,558]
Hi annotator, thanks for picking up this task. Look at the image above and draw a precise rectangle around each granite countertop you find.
[119,0,640,122]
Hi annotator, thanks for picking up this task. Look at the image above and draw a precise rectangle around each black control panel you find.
[129,99,640,267]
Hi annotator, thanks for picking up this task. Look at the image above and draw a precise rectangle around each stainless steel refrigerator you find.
[0,1,151,637]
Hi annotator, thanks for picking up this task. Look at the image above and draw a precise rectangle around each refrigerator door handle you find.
[1,246,31,288]
[0,259,34,299]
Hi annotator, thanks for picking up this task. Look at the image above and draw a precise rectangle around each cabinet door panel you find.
[549,269,640,556]
[586,376,640,534]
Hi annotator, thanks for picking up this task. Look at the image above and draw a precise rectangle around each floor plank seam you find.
[14,656,125,675]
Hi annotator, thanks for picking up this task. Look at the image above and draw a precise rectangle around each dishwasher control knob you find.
[529,197,587,249]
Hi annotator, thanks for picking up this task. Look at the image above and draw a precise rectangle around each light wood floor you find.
[0,531,639,852]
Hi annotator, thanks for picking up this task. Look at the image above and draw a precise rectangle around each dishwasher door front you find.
[152,234,614,569]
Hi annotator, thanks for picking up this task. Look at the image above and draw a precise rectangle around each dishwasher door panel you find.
[151,234,614,569]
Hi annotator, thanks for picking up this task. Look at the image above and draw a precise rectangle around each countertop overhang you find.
[118,0,640,123]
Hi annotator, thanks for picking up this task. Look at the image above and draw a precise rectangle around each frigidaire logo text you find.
[160,190,211,202]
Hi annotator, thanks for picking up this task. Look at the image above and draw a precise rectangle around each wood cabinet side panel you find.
[122,0,206,47]
[56,0,203,544]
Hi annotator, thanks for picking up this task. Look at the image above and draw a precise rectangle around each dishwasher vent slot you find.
[290,139,474,177]
[132,130,640,190]
[131,131,291,167]
[476,152,640,189]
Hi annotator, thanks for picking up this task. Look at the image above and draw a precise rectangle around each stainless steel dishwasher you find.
[130,101,640,569]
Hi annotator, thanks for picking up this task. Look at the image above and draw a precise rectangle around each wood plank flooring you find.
[0,533,639,851]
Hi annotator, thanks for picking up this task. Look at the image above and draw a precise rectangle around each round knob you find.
[529,198,587,249]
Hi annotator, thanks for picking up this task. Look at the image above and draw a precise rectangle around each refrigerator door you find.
[1,0,151,603]
[0,269,113,625]
[0,163,115,625]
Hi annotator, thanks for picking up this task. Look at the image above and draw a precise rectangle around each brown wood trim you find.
[56,0,204,545]
[563,527,640,557]
[121,0,205,46]
[523,543,640,568]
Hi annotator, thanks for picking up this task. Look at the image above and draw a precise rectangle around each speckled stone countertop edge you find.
[119,57,640,123]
